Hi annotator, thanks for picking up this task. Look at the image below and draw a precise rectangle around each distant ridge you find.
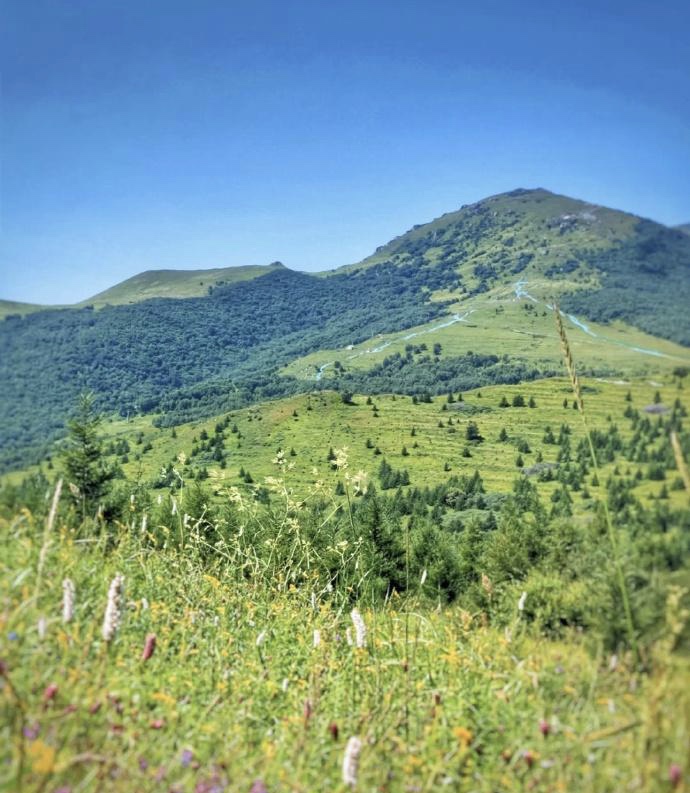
[677,223,690,236]
[0,299,47,319]
[81,262,286,307]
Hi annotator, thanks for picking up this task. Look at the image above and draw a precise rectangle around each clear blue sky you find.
[1,0,689,304]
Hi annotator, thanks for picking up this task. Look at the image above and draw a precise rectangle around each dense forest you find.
[0,263,455,470]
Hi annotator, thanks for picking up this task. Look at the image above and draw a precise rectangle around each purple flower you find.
[23,723,40,740]
[250,780,268,793]
[8,632,18,641]
[138,757,149,771]
[181,749,194,768]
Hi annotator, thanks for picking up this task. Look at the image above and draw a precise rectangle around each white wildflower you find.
[62,578,75,623]
[102,573,125,642]
[420,569,428,586]
[518,591,527,612]
[256,630,267,647]
[351,608,367,649]
[313,629,321,648]
[37,616,47,640]
[334,447,349,471]
[342,736,362,787]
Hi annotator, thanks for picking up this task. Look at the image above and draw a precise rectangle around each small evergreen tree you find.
[61,393,114,518]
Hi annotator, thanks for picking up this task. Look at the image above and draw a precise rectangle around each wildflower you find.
[181,749,194,768]
[37,616,47,640]
[23,723,40,740]
[669,764,682,788]
[329,721,339,741]
[272,450,285,466]
[453,726,473,747]
[43,683,58,704]
[350,608,367,649]
[62,578,75,623]
[256,631,267,647]
[518,591,527,613]
[539,719,551,737]
[250,780,268,793]
[342,736,362,787]
[334,447,349,471]
[420,569,428,586]
[523,749,536,768]
[481,573,493,596]
[350,470,368,495]
[102,574,125,642]
[313,629,321,648]
[281,678,289,692]
[345,628,354,646]
[141,633,156,661]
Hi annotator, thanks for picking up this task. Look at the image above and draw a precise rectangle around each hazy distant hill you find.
[81,262,286,307]
[677,223,690,236]
[1,188,689,471]
[0,299,47,319]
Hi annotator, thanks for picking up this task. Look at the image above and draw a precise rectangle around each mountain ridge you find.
[1,187,689,473]
[3,188,687,311]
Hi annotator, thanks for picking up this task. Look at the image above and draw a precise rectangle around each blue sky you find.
[2,0,689,304]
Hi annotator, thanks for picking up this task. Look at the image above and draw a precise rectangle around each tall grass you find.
[554,305,639,663]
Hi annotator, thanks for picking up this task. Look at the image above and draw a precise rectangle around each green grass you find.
[1,505,688,792]
[282,286,690,383]
[0,299,47,319]
[6,374,687,519]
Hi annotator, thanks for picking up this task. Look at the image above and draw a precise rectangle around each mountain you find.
[1,187,689,472]
[0,299,47,319]
[80,262,286,307]
[677,223,690,236]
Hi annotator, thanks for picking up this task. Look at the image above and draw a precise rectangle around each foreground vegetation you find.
[1,491,689,792]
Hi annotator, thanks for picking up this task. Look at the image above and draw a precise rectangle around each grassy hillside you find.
[337,188,690,345]
[81,262,286,306]
[6,374,687,515]
[0,299,47,319]
[282,284,690,387]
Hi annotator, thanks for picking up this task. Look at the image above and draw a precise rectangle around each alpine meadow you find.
[2,184,690,792]
[2,1,690,788]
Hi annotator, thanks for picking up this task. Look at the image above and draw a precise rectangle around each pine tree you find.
[62,393,114,517]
